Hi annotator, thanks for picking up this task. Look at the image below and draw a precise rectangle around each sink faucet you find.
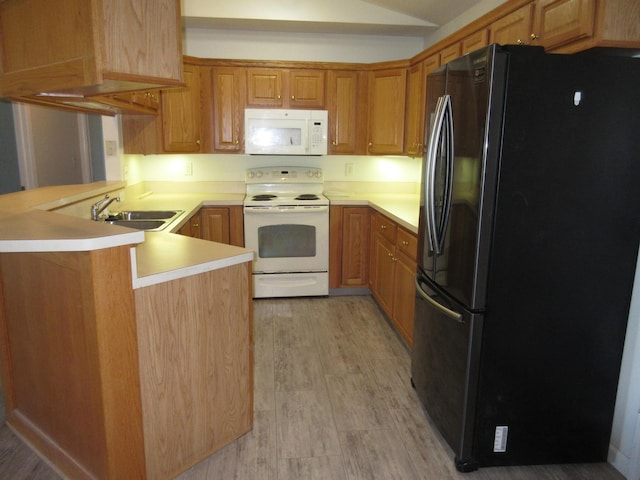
[91,194,120,221]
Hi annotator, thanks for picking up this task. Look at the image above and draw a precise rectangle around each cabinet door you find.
[532,0,596,49]
[393,251,416,347]
[178,211,201,238]
[246,68,284,107]
[200,207,230,244]
[404,62,424,157]
[122,114,160,154]
[489,4,535,45]
[461,29,489,55]
[341,207,370,287]
[161,63,201,152]
[211,67,245,152]
[371,233,395,317]
[368,68,406,155]
[327,70,359,154]
[289,69,325,108]
[439,43,461,65]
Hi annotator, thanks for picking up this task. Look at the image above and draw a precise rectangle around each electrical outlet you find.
[345,163,354,177]
[184,161,193,176]
[105,140,117,156]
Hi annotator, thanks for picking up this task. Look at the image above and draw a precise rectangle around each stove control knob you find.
[256,171,263,178]
[307,170,314,177]
[315,171,322,178]
[247,171,254,179]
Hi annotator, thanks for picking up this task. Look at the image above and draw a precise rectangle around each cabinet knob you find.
[368,142,373,147]
[402,240,409,246]
[381,225,387,230]
[277,95,281,99]
[196,139,201,145]
[516,39,524,45]
[235,140,239,144]
[530,33,539,41]
[332,141,337,146]
[291,95,296,100]
[388,252,394,257]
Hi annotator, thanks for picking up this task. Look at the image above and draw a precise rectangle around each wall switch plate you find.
[184,161,193,176]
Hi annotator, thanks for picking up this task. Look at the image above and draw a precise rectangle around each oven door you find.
[244,205,329,274]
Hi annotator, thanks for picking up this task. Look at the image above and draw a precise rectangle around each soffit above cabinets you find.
[182,0,487,36]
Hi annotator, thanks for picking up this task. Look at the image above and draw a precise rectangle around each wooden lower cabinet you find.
[134,262,253,479]
[179,206,244,247]
[0,247,146,479]
[369,211,417,347]
[329,206,370,289]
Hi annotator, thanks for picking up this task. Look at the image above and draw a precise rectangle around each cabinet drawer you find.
[372,212,397,243]
[396,228,417,261]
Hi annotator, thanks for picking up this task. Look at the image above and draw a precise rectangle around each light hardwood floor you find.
[0,296,626,480]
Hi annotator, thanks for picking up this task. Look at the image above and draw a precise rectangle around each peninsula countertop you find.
[0,182,253,288]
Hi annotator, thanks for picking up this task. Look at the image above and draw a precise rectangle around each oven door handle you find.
[244,206,329,214]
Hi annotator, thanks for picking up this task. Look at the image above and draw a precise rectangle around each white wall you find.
[184,28,425,63]
[422,0,508,46]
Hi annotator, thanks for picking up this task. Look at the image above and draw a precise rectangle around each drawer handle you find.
[402,240,409,246]
[381,225,387,230]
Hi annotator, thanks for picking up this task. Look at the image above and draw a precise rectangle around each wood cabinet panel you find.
[289,69,325,108]
[246,68,285,107]
[162,63,202,152]
[246,68,324,108]
[532,0,596,49]
[439,43,462,65]
[462,29,489,54]
[134,262,253,479]
[490,4,535,45]
[329,206,370,288]
[211,67,245,152]
[368,68,406,155]
[327,70,365,154]
[181,206,243,247]
[0,247,145,479]
[0,0,183,103]
[369,211,417,346]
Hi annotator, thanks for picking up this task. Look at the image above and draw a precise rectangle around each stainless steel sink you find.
[106,210,183,221]
[105,219,168,231]
[103,210,184,231]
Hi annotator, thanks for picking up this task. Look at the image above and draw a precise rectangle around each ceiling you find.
[182,0,487,37]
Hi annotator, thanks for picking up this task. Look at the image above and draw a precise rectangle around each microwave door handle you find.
[426,95,447,255]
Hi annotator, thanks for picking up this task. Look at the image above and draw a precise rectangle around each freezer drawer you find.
[411,275,483,471]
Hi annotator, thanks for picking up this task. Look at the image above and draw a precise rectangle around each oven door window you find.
[258,224,316,258]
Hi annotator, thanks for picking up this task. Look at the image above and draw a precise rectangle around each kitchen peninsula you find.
[0,182,254,480]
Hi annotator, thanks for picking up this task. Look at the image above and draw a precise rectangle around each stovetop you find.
[244,167,328,207]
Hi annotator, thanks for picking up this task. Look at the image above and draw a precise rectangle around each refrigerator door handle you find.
[436,96,455,253]
[415,277,464,323]
[425,95,448,254]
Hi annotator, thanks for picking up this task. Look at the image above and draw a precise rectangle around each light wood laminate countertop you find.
[0,183,252,288]
[326,193,420,234]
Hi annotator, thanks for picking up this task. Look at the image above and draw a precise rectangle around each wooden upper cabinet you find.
[246,68,284,107]
[404,63,425,157]
[462,29,489,54]
[161,63,202,153]
[0,0,183,99]
[368,68,407,155]
[289,69,325,108]
[326,70,367,154]
[489,4,535,45]
[246,68,325,108]
[439,43,462,65]
[531,0,596,50]
[211,67,246,152]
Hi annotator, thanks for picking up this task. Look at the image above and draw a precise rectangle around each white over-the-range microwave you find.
[244,108,328,155]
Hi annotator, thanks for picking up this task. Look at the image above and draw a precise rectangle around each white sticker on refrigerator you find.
[494,426,509,452]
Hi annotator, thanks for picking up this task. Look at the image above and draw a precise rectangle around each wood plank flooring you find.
[0,296,626,480]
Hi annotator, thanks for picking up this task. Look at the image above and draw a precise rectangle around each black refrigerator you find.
[410,44,640,472]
